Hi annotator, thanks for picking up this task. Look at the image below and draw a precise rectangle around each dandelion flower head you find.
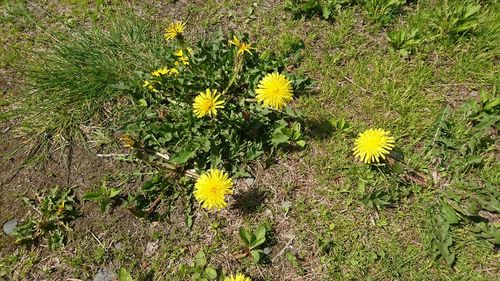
[255,72,293,110]
[194,169,233,210]
[192,89,224,118]
[229,36,255,56]
[164,21,185,40]
[174,49,190,66]
[151,67,179,77]
[225,273,251,281]
[353,128,395,164]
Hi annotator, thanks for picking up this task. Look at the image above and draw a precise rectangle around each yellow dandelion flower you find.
[143,80,159,93]
[56,201,65,215]
[192,89,224,118]
[229,36,255,56]
[151,67,179,77]
[194,169,233,210]
[353,128,395,164]
[151,67,169,77]
[174,49,189,65]
[255,72,293,110]
[225,273,251,281]
[168,68,179,75]
[164,21,185,41]
[120,134,135,148]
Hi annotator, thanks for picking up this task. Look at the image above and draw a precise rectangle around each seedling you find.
[177,250,220,280]
[238,223,269,263]
[387,28,422,56]
[271,121,306,148]
[82,178,123,212]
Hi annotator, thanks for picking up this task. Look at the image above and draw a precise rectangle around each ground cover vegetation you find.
[0,0,498,280]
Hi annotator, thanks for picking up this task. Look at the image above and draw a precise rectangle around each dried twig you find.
[272,235,295,262]
[88,230,105,249]
[344,76,371,93]
[96,153,129,158]
[147,192,164,215]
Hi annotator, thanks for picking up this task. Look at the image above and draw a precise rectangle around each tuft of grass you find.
[8,14,170,161]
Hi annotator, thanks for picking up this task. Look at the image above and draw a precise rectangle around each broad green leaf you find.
[322,6,331,19]
[445,253,456,266]
[204,267,217,280]
[296,140,306,147]
[170,149,195,164]
[82,192,101,200]
[250,250,261,264]
[239,226,251,246]
[271,133,289,146]
[118,267,133,281]
[109,188,122,198]
[441,203,459,224]
[255,224,266,238]
[195,250,207,267]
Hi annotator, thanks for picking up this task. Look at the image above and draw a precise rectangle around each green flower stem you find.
[222,55,244,95]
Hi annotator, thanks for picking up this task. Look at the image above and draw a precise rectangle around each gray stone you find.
[3,219,17,235]
[244,177,255,187]
[263,247,272,255]
[93,269,117,281]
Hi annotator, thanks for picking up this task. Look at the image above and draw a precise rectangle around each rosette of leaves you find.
[12,187,78,250]
[238,223,269,263]
[123,31,310,178]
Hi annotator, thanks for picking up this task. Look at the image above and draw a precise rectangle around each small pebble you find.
[93,269,116,281]
[3,219,17,235]
[263,247,272,255]
[244,177,255,187]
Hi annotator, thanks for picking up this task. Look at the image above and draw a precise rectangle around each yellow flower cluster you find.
[147,21,302,211]
[174,49,190,66]
[142,66,179,93]
[151,67,179,77]
[191,72,294,118]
